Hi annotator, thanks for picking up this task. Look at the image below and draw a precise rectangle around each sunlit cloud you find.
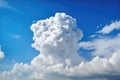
[0,13,120,80]
[98,20,120,34]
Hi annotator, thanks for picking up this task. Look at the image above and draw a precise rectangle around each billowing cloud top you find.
[31,13,83,66]
[0,13,120,80]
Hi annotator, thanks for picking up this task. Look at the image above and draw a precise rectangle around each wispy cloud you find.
[0,0,8,8]
[0,0,16,11]
[98,20,120,34]
[80,36,120,58]
[80,20,120,58]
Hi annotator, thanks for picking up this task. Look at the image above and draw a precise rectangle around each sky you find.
[0,0,120,80]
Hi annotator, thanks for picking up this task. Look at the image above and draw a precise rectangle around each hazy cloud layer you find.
[0,13,120,80]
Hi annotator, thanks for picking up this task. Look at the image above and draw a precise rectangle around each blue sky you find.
[0,0,120,80]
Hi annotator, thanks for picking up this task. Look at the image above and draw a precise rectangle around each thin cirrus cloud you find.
[0,13,120,80]
[0,0,16,11]
[0,0,9,8]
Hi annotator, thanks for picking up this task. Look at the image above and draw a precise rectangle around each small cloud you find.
[12,35,21,39]
[89,34,96,38]
[97,24,102,29]
[0,46,5,60]
[12,59,16,63]
[32,20,36,23]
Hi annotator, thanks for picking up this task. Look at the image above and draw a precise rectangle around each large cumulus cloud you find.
[0,13,120,80]
[30,13,83,66]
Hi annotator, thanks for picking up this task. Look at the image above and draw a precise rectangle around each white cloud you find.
[0,13,120,80]
[30,12,84,66]
[0,50,120,80]
[98,20,120,34]
[80,20,120,58]
[0,46,5,60]
[79,36,120,58]
[89,34,96,38]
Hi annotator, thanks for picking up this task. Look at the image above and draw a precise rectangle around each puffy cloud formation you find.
[30,13,83,66]
[0,46,5,60]
[0,13,120,80]
[98,20,120,34]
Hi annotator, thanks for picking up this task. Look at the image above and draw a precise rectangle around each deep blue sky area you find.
[0,0,120,71]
